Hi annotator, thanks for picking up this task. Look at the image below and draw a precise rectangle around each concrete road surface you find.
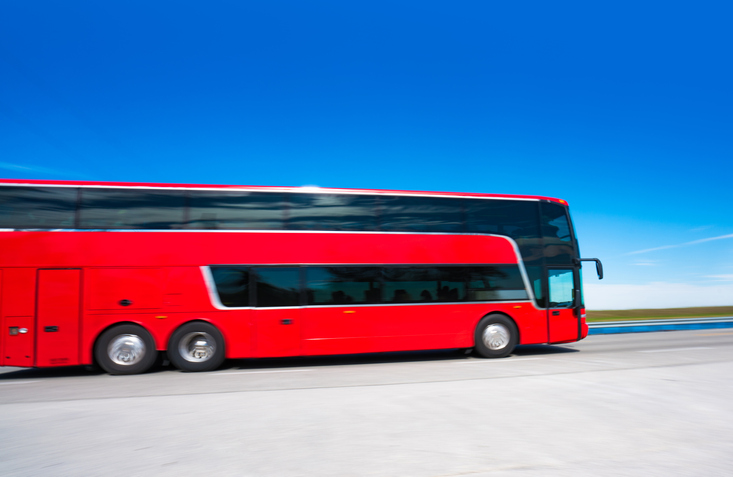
[1,329,732,476]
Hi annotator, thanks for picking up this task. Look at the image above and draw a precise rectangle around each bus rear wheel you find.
[168,322,225,372]
[95,324,158,375]
[474,314,518,358]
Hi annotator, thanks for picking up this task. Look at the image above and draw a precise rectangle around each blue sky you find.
[2,1,732,309]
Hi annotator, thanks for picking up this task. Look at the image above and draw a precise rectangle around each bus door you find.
[252,268,302,357]
[547,268,580,343]
[36,269,82,367]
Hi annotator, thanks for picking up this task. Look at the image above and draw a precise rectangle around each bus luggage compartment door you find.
[2,269,36,367]
[254,308,301,357]
[36,269,82,367]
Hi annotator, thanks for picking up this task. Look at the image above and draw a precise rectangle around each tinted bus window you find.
[541,203,575,264]
[306,267,381,304]
[211,267,250,307]
[465,199,540,239]
[288,194,378,231]
[433,267,471,301]
[212,264,529,307]
[254,268,300,307]
[466,266,528,301]
[187,191,286,230]
[79,189,185,229]
[382,267,467,303]
[379,196,463,232]
[0,186,77,229]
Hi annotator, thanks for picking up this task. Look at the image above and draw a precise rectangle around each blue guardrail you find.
[588,317,733,335]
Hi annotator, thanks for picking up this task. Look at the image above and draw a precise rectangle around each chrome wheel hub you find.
[482,323,510,350]
[179,332,216,362]
[108,334,146,366]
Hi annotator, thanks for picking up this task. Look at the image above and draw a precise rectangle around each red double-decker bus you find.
[0,179,602,374]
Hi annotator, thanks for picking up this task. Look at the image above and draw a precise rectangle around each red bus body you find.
[0,180,589,371]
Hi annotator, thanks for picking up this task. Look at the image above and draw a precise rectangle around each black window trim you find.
[205,264,533,310]
[0,184,546,233]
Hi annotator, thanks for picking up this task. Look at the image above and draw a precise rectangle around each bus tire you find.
[168,321,225,372]
[95,324,158,375]
[473,314,518,358]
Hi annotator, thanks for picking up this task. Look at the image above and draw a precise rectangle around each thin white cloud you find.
[626,244,679,255]
[0,161,91,179]
[686,234,733,245]
[0,162,40,172]
[627,233,733,255]
[704,274,733,282]
[584,281,733,310]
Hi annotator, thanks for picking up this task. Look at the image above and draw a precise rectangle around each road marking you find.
[213,369,313,375]
[639,347,714,353]
[459,357,546,364]
[0,381,39,386]
[695,332,733,336]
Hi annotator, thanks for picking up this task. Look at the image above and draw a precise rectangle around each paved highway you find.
[2,329,732,476]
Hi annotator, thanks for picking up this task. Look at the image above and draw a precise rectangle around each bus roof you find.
[0,178,568,205]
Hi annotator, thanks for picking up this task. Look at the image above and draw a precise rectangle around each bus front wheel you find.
[167,322,225,372]
[474,314,518,358]
[95,324,158,375]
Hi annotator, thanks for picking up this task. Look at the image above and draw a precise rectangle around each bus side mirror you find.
[574,258,604,280]
[595,260,604,280]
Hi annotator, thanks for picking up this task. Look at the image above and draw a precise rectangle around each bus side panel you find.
[0,232,519,268]
[301,306,381,355]
[507,304,547,345]
[87,268,164,311]
[1,268,37,367]
[1,268,36,316]
[301,304,472,355]
[370,304,464,352]
[254,309,301,357]
[36,269,81,367]
[301,305,464,355]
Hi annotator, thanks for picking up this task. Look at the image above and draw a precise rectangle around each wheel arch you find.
[167,319,227,372]
[165,318,226,350]
[91,321,156,367]
[473,311,521,347]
